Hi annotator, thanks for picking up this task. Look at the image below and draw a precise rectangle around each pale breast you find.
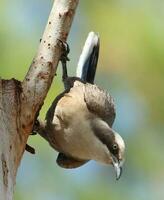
[54,81,87,122]
[52,81,97,159]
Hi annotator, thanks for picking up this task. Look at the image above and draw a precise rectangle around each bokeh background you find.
[1,0,164,199]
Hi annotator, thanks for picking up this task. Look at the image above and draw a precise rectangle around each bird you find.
[34,32,125,180]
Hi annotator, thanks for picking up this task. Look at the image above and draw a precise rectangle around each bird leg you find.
[58,39,70,82]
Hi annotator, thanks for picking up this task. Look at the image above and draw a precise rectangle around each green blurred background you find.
[1,0,164,199]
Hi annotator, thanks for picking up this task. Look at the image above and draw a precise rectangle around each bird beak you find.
[111,155,122,180]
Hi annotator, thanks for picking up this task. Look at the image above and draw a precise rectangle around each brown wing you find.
[84,83,116,127]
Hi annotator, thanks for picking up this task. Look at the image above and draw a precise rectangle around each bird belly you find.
[53,108,94,160]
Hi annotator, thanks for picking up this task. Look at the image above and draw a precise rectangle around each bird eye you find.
[113,144,118,150]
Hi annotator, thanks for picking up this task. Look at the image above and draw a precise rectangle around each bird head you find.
[109,131,125,180]
[91,119,125,180]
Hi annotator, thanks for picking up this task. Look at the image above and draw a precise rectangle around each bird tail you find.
[76,32,100,84]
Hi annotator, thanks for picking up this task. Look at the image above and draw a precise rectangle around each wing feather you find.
[84,83,116,127]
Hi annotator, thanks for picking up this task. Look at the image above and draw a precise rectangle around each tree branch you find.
[22,0,79,123]
[0,0,79,199]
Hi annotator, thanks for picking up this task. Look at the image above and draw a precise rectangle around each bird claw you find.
[25,144,35,154]
[58,39,70,63]
[31,131,37,135]
[25,120,39,154]
[31,119,40,135]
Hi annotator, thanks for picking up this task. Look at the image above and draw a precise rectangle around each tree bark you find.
[0,0,79,199]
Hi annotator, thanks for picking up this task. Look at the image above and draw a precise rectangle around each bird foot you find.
[25,120,39,154]
[31,119,40,135]
[58,39,70,82]
[58,39,70,63]
[25,144,35,154]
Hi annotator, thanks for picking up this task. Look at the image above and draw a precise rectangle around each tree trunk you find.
[0,0,79,199]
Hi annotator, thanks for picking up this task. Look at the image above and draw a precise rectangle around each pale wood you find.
[0,0,79,199]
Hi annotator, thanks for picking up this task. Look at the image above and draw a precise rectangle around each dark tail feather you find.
[76,32,100,84]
